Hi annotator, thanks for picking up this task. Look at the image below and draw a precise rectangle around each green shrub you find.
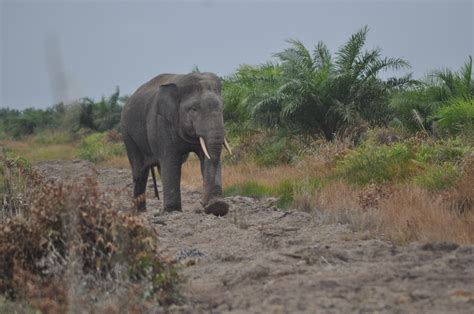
[416,138,468,164]
[224,181,271,198]
[436,98,474,136]
[336,136,471,188]
[413,162,461,191]
[77,132,125,163]
[223,180,294,208]
[337,142,418,185]
[252,136,299,167]
[274,180,296,208]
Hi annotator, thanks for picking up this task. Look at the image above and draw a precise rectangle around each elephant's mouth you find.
[198,136,232,160]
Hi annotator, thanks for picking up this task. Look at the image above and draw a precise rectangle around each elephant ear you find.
[157,83,179,124]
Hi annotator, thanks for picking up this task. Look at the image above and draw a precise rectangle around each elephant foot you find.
[163,205,182,213]
[134,194,147,212]
[204,198,229,216]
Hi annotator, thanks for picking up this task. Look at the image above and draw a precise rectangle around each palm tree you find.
[391,56,473,132]
[251,26,411,139]
[223,63,283,134]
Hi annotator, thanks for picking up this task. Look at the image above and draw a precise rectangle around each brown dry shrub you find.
[301,181,382,231]
[300,176,474,244]
[443,155,474,214]
[358,183,392,210]
[105,129,123,143]
[0,157,180,311]
[379,185,474,244]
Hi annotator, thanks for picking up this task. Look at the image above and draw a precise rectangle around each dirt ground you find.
[35,160,474,313]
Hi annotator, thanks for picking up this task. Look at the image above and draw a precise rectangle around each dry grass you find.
[182,151,473,245]
[296,181,383,231]
[1,140,77,161]
[99,155,130,169]
[6,133,472,245]
[182,153,333,191]
[380,186,474,244]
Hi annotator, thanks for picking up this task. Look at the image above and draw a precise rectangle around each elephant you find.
[121,72,231,216]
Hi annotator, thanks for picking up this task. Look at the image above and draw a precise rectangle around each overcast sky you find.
[1,0,473,109]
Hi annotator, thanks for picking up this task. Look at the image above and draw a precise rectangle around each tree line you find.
[0,88,126,138]
[1,26,472,140]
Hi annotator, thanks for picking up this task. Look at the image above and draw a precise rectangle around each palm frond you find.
[460,55,473,98]
[313,41,332,70]
[351,48,381,80]
[335,25,369,73]
[363,57,410,80]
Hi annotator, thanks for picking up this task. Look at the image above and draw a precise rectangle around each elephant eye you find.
[191,106,198,112]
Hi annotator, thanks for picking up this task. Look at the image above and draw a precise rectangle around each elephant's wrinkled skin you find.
[121,72,229,216]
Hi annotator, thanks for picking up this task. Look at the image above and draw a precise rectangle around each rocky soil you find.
[35,160,474,313]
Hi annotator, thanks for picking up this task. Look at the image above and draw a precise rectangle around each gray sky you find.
[1,0,473,109]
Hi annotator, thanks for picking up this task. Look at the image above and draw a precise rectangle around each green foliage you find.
[0,105,64,138]
[337,138,470,187]
[223,26,411,139]
[252,136,300,166]
[391,56,473,132]
[0,89,125,139]
[436,98,474,136]
[224,179,314,208]
[222,63,283,135]
[417,138,468,163]
[413,163,461,191]
[224,181,272,198]
[74,87,125,132]
[274,179,296,208]
[76,132,125,163]
[337,142,418,185]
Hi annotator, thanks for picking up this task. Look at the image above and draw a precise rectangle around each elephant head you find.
[157,73,231,213]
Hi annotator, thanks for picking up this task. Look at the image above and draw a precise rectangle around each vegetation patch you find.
[436,98,474,136]
[76,131,125,163]
[336,142,418,185]
[0,156,181,312]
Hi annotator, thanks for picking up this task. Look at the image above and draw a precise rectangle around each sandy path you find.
[35,160,474,313]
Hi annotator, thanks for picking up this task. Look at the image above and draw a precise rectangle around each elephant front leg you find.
[199,155,229,216]
[160,158,182,212]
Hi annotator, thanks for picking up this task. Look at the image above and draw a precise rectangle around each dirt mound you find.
[35,160,474,313]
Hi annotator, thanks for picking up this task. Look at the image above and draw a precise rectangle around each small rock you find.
[176,248,205,261]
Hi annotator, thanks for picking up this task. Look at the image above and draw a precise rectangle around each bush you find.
[336,136,471,188]
[0,156,180,311]
[337,142,418,185]
[76,132,125,163]
[252,136,300,167]
[413,163,461,191]
[416,138,468,164]
[436,98,474,136]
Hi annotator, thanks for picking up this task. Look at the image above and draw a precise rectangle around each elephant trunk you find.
[201,137,223,206]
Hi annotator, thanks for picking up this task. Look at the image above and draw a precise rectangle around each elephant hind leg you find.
[123,133,149,211]
[133,167,149,211]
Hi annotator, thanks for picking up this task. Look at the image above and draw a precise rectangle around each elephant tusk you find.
[199,137,211,160]
[223,138,232,155]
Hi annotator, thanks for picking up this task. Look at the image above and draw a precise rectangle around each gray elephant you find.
[121,72,231,216]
